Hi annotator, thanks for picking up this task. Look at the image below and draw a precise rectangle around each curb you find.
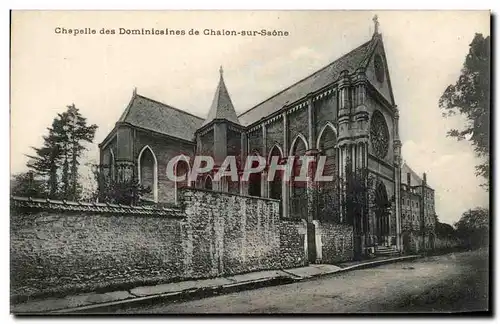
[49,276,297,314]
[285,255,422,280]
[338,255,421,273]
[16,255,421,314]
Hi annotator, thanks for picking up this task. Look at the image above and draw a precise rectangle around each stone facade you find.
[400,168,437,253]
[99,29,438,260]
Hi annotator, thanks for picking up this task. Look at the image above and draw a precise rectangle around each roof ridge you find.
[402,162,424,184]
[135,94,204,121]
[118,91,137,122]
[238,38,373,118]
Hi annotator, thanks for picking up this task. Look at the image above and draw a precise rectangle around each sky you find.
[10,10,490,225]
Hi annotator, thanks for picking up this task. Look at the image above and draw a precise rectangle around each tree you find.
[10,171,47,198]
[94,164,151,205]
[454,207,489,249]
[26,104,97,200]
[58,104,98,200]
[439,33,490,189]
[435,218,456,239]
[26,120,63,198]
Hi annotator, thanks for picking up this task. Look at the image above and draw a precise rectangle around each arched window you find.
[174,158,190,204]
[316,123,339,222]
[174,158,190,190]
[289,134,308,219]
[268,144,283,200]
[204,175,213,190]
[138,146,158,202]
[109,149,116,181]
[374,181,390,244]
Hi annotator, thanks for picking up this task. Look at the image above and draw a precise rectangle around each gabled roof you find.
[118,92,203,141]
[202,67,240,126]
[237,36,378,126]
[401,162,432,189]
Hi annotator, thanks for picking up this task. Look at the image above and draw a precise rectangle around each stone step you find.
[374,245,399,256]
[375,247,393,251]
[376,250,397,254]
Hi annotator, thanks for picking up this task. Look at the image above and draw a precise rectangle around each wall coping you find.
[280,217,307,225]
[10,196,184,217]
[179,187,281,203]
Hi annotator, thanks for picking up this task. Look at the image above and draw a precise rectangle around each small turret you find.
[202,66,240,126]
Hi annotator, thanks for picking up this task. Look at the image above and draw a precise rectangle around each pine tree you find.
[57,104,97,200]
[26,120,63,198]
[26,104,97,200]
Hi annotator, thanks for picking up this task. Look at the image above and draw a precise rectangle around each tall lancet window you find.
[289,134,308,219]
[316,123,339,222]
[204,175,213,190]
[268,145,283,201]
[108,149,116,181]
[138,145,158,202]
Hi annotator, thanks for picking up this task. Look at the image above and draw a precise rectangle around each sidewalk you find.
[12,255,420,314]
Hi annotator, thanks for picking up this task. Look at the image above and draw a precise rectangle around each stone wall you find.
[314,93,338,141]
[287,107,309,146]
[314,221,354,263]
[10,189,306,301]
[10,201,185,300]
[266,119,284,154]
[278,219,308,268]
[179,188,282,277]
[434,236,461,251]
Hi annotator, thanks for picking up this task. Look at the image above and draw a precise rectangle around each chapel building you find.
[99,21,436,258]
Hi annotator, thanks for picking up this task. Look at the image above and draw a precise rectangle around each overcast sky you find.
[11,10,489,224]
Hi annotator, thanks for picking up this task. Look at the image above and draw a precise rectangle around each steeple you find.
[202,66,240,126]
[372,14,380,35]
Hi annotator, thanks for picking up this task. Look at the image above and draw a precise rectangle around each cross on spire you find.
[219,65,224,77]
[373,14,380,35]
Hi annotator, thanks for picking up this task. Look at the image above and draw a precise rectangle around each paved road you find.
[107,249,489,314]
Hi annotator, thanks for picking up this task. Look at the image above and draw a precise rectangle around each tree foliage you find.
[93,164,152,205]
[10,171,47,198]
[454,207,489,249]
[439,33,490,188]
[314,157,387,238]
[25,104,97,200]
[435,218,456,239]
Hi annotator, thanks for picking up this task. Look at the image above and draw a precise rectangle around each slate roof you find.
[11,196,184,217]
[237,37,377,126]
[118,93,204,141]
[111,35,379,139]
[202,69,240,126]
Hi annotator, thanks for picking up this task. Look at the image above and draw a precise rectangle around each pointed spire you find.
[372,14,380,35]
[202,67,240,126]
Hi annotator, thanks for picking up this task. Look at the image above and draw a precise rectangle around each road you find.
[106,249,489,314]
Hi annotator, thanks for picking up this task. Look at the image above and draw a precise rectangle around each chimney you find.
[423,172,427,184]
[407,173,411,186]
